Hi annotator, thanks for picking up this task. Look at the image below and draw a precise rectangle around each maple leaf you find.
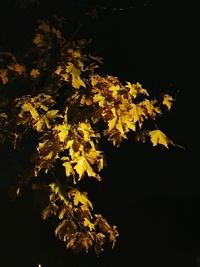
[81,234,93,253]
[62,161,74,177]
[140,99,161,118]
[66,63,85,89]
[49,183,69,206]
[70,189,93,210]
[30,68,40,78]
[54,123,70,142]
[19,102,39,120]
[35,117,46,132]
[93,94,105,107]
[74,156,97,179]
[41,203,59,220]
[0,69,8,84]
[55,66,62,75]
[83,218,95,231]
[149,129,169,148]
[162,94,173,110]
[67,49,81,58]
[125,82,138,98]
[8,63,25,75]
[108,225,119,248]
[108,84,120,97]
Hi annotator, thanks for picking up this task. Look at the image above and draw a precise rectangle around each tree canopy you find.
[0,10,177,255]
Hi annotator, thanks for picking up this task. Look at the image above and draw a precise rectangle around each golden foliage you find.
[0,19,177,255]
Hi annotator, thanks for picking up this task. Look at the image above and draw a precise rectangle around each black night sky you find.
[0,1,199,267]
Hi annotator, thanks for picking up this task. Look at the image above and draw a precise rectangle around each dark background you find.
[0,1,199,266]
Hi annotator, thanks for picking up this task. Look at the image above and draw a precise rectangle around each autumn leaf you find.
[162,94,173,110]
[149,129,169,148]
[108,84,120,97]
[8,63,25,75]
[62,161,74,177]
[93,94,105,107]
[55,65,62,75]
[74,156,97,179]
[70,189,93,210]
[66,63,85,89]
[0,69,8,84]
[30,68,40,78]
[83,218,95,231]
[19,102,39,120]
[67,49,81,58]
[54,123,70,142]
[125,82,138,98]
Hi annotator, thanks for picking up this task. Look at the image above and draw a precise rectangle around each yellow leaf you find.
[83,218,95,231]
[93,94,105,107]
[74,156,96,179]
[37,140,48,151]
[43,151,54,160]
[90,75,99,86]
[125,82,138,98]
[55,66,62,75]
[35,117,45,132]
[67,49,81,58]
[86,149,100,165]
[71,189,93,209]
[108,85,120,97]
[107,117,117,132]
[78,122,95,142]
[54,124,70,142]
[97,158,104,171]
[46,110,61,119]
[140,99,161,117]
[162,94,173,110]
[8,64,25,75]
[30,68,40,78]
[20,103,39,120]
[149,129,169,148]
[0,69,8,84]
[63,161,74,177]
[66,63,85,89]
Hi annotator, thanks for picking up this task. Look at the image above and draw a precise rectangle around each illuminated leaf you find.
[54,124,70,142]
[108,84,120,97]
[19,102,39,120]
[162,94,173,110]
[8,63,25,75]
[66,63,85,88]
[0,69,8,84]
[46,110,61,119]
[63,161,74,177]
[74,156,97,179]
[149,129,169,148]
[30,68,40,78]
[83,218,95,231]
[71,189,93,210]
[55,66,62,75]
[67,49,81,58]
[125,82,138,98]
[93,94,105,107]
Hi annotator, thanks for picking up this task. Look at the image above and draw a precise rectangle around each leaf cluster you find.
[0,19,175,254]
